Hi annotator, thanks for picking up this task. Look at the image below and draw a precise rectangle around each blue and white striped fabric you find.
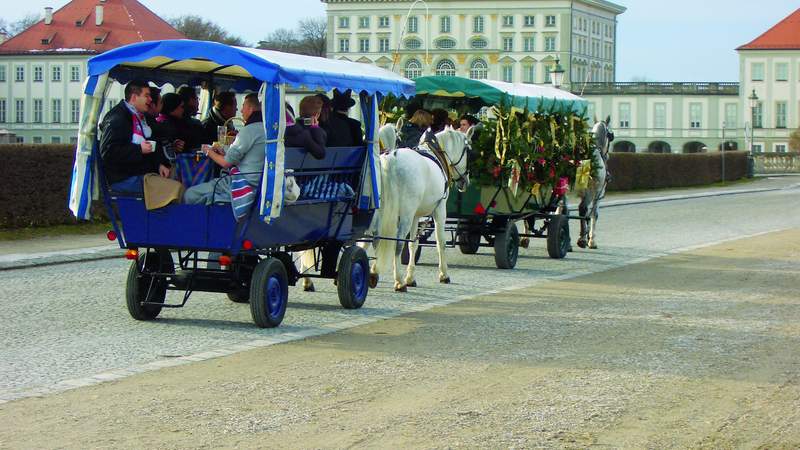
[68,73,110,220]
[229,166,256,221]
[259,83,286,222]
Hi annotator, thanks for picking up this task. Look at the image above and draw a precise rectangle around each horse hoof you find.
[406,280,417,288]
[567,245,574,253]
[589,242,598,250]
[368,273,379,289]
[440,276,451,284]
[395,284,407,293]
[303,283,315,292]
[577,239,587,249]
[519,238,530,249]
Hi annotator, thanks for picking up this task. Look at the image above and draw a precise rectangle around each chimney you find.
[44,7,54,25]
[95,5,104,26]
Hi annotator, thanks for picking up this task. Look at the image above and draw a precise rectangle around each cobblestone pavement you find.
[1,186,799,400]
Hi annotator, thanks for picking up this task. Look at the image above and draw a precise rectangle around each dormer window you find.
[75,14,90,27]
[41,33,55,45]
[94,32,108,44]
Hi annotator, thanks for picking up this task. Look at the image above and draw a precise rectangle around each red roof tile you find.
[0,0,186,55]
[738,8,800,50]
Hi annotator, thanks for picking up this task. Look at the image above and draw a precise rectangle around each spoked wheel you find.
[227,255,260,304]
[126,249,174,321]
[400,242,422,265]
[337,246,369,309]
[493,222,520,269]
[547,214,571,259]
[250,258,289,328]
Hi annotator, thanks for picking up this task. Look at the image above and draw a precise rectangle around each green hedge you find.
[606,151,748,191]
[0,144,107,229]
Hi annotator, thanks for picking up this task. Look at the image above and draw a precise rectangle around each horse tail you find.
[374,151,400,275]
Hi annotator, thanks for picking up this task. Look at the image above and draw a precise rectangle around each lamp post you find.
[390,0,430,76]
[550,58,565,89]
[746,89,759,178]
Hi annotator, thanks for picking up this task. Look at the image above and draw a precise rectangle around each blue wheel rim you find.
[266,275,285,318]
[351,260,367,301]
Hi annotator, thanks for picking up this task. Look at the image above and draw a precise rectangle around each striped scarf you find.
[230,166,256,221]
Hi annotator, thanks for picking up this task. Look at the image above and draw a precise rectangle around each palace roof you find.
[738,8,800,51]
[0,0,185,55]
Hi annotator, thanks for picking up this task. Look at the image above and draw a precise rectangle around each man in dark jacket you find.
[99,79,170,192]
[324,89,364,147]
[177,86,206,151]
[201,91,238,145]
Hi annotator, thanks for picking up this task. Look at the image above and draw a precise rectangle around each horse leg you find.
[404,217,420,287]
[433,204,451,284]
[300,250,316,292]
[588,201,599,249]
[520,219,530,249]
[393,216,413,292]
[577,195,589,249]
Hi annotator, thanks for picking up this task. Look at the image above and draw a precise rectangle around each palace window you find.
[523,65,535,83]
[751,62,764,81]
[52,99,61,123]
[71,99,80,123]
[436,38,456,49]
[33,99,43,123]
[405,59,422,79]
[359,38,370,53]
[33,66,43,82]
[70,65,81,82]
[435,59,456,77]
[52,66,61,82]
[653,103,667,129]
[338,17,350,29]
[503,37,514,52]
[0,99,6,123]
[51,136,61,144]
[405,38,422,50]
[753,102,763,128]
[776,101,787,128]
[339,38,350,53]
[689,103,702,129]
[502,15,514,27]
[408,16,418,33]
[775,63,788,81]
[440,16,451,33]
[359,16,370,29]
[379,38,390,53]
[0,66,5,82]
[469,59,488,79]
[502,65,513,82]
[544,36,556,52]
[523,36,535,52]
[724,103,737,128]
[618,103,631,128]
[470,38,487,49]
[15,99,24,123]
[524,15,535,27]
[473,16,484,33]
[379,16,390,28]
[15,66,24,82]
[775,144,787,153]
[546,15,556,27]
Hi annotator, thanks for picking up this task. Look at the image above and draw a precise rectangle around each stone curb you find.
[1,183,796,271]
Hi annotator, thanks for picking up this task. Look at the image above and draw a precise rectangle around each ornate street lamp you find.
[746,89,759,177]
[550,58,565,89]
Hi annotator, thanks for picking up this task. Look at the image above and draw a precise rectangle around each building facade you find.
[0,0,185,144]
[321,0,626,86]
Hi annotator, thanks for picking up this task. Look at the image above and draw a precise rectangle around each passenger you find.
[146,86,162,121]
[430,108,451,133]
[315,93,333,131]
[458,114,479,134]
[151,93,186,154]
[285,95,327,159]
[324,89,364,147]
[201,91,238,145]
[183,93,265,205]
[176,86,205,151]
[397,109,432,149]
[99,79,170,192]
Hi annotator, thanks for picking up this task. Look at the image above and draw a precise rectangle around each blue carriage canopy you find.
[69,39,416,221]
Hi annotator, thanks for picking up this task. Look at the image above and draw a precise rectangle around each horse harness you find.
[418,130,468,186]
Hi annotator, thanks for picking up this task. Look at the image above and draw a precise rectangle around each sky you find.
[2,0,795,82]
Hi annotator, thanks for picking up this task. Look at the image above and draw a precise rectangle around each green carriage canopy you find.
[414,76,587,114]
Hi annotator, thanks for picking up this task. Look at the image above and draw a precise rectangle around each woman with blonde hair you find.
[398,108,432,149]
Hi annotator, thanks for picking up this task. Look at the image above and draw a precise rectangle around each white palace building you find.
[322,1,799,154]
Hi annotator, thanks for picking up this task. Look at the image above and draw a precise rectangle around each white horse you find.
[300,122,402,292]
[371,127,470,291]
[576,117,612,249]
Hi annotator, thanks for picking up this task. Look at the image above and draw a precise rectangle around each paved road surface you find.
[1,186,799,402]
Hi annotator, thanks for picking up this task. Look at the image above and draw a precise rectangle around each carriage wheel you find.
[337,246,369,309]
[126,249,173,321]
[547,214,571,259]
[227,255,260,304]
[250,258,288,328]
[458,231,481,254]
[493,222,519,269]
[400,242,422,265]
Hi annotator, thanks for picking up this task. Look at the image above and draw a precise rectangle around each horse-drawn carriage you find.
[399,76,594,270]
[68,40,414,327]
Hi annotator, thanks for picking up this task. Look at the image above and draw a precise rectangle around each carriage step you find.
[167,269,241,293]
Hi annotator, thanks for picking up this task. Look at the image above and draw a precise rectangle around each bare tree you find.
[168,15,247,46]
[789,128,800,152]
[1,13,42,37]
[258,17,326,57]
